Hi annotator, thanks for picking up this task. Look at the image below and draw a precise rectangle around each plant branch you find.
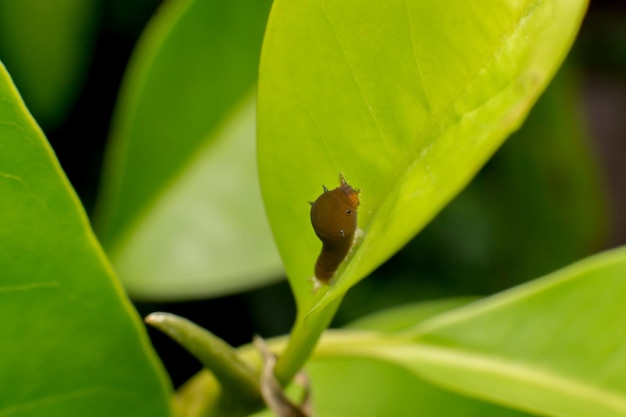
[273,296,343,386]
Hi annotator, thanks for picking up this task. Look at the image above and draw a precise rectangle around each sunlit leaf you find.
[258,0,588,314]
[258,0,588,381]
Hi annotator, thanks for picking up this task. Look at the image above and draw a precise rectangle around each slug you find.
[310,174,360,285]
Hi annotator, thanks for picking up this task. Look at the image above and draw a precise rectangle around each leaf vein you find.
[320,5,393,155]
[403,0,432,112]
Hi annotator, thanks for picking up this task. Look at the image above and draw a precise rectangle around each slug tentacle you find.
[309,174,360,286]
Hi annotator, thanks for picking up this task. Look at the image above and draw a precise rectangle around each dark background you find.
[1,1,625,389]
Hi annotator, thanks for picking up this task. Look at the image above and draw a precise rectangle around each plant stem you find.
[273,296,343,386]
[145,312,263,411]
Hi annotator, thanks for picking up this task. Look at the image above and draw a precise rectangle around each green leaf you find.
[305,357,536,417]
[404,246,626,417]
[249,357,536,417]
[258,0,588,383]
[253,299,533,417]
[0,0,99,127]
[336,63,607,314]
[94,0,281,300]
[315,247,626,417]
[0,63,172,416]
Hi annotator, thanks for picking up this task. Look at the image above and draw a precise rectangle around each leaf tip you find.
[144,312,168,326]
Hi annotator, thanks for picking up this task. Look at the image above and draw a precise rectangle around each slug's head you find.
[310,174,360,242]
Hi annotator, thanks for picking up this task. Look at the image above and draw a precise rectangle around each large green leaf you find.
[0,0,98,127]
[314,247,626,417]
[0,63,172,416]
[406,246,626,417]
[258,0,587,382]
[308,298,527,417]
[248,357,536,417]
[94,0,281,300]
[305,357,536,417]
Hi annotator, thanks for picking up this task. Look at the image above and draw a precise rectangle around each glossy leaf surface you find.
[0,63,172,416]
[332,63,607,325]
[258,0,588,315]
[258,0,588,382]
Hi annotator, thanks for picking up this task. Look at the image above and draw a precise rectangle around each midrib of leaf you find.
[311,330,626,416]
[395,344,626,416]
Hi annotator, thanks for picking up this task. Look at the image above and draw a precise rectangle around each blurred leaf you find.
[409,246,626,416]
[416,63,606,290]
[95,0,281,300]
[0,0,99,128]
[304,358,535,417]
[0,63,172,416]
[317,247,626,417]
[249,358,536,417]
[258,0,588,382]
[479,64,607,280]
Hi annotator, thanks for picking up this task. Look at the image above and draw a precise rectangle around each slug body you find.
[310,175,360,284]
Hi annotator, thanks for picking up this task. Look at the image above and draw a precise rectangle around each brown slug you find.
[310,174,360,285]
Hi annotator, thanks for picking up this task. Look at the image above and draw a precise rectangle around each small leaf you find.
[0,62,172,417]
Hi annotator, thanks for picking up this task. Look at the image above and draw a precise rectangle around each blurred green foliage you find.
[0,0,99,128]
[0,0,623,416]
